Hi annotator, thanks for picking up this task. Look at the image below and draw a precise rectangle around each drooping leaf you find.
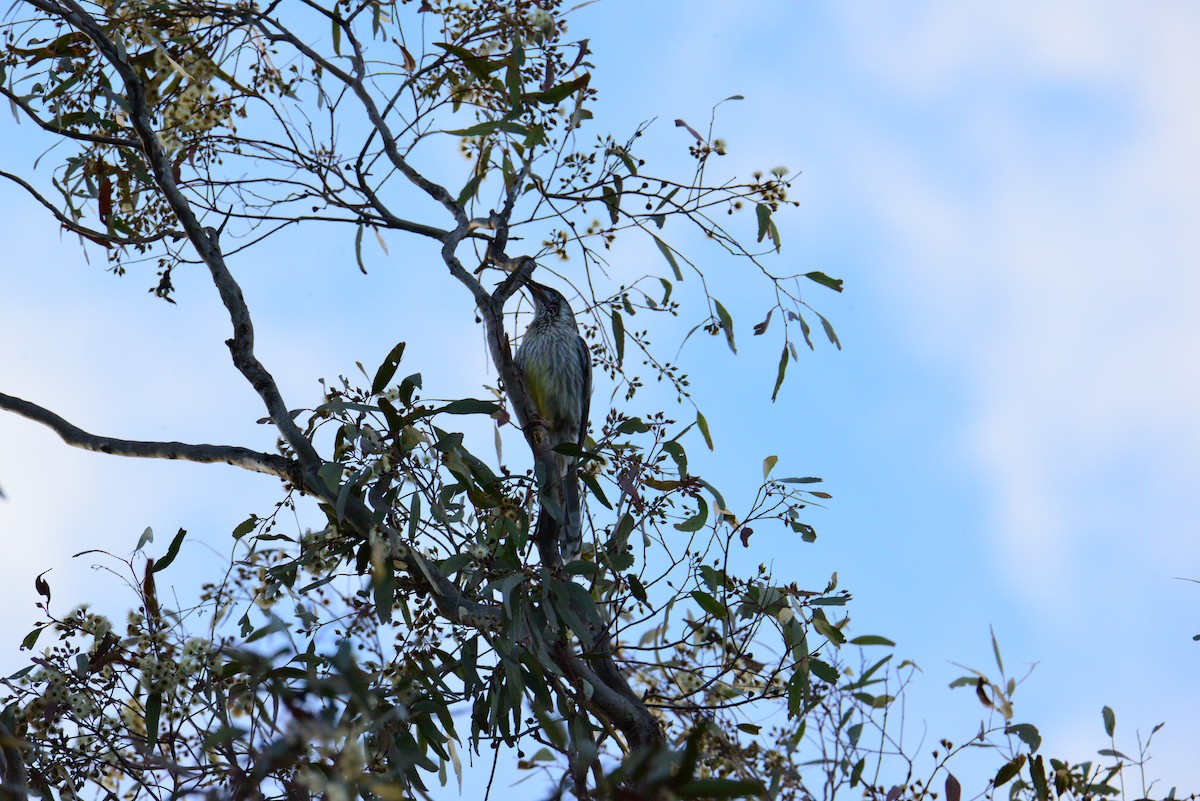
[850,757,865,788]
[1030,755,1050,801]
[714,299,736,354]
[145,691,162,750]
[1102,705,1116,737]
[771,344,789,401]
[627,575,647,604]
[819,313,841,350]
[945,773,961,801]
[755,203,771,243]
[697,410,713,450]
[611,309,625,365]
[652,235,683,281]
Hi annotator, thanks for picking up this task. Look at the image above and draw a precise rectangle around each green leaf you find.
[679,778,765,799]
[232,515,257,540]
[1097,748,1129,759]
[696,411,713,450]
[736,723,761,735]
[20,626,43,651]
[398,372,423,406]
[627,575,647,604]
[372,341,407,395]
[353,225,366,274]
[755,203,771,243]
[145,691,162,750]
[804,271,844,292]
[808,658,838,683]
[1007,722,1042,753]
[819,314,841,350]
[525,73,590,105]
[580,472,612,509]
[457,171,485,207]
[1102,705,1116,737]
[811,610,845,646]
[434,42,505,81]
[616,417,651,434]
[372,551,395,624]
[611,309,625,365]
[994,755,1026,788]
[691,590,726,619]
[659,442,687,481]
[1030,755,1050,801]
[652,235,684,280]
[439,398,500,415]
[331,16,341,56]
[771,344,789,401]
[714,299,736,354]
[674,496,709,532]
[848,635,896,647]
[991,626,1005,674]
[850,757,865,788]
[152,528,187,573]
[762,455,778,480]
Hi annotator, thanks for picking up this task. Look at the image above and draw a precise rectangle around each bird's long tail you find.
[559,462,583,562]
[535,453,583,565]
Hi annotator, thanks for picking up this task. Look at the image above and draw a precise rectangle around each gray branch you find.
[0,170,185,247]
[0,392,292,478]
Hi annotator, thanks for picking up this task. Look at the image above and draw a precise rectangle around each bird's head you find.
[526,281,576,326]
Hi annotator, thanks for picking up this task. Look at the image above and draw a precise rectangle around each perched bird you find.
[515,280,592,564]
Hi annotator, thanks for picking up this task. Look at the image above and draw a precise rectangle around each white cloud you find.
[823,5,1200,597]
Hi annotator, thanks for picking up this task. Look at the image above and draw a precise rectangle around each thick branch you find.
[41,0,322,473]
[0,393,292,478]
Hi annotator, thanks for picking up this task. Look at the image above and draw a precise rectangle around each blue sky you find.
[2,1,1198,795]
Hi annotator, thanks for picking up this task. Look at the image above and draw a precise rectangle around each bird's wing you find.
[576,333,591,449]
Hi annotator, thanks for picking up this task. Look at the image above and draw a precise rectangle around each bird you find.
[514,280,592,564]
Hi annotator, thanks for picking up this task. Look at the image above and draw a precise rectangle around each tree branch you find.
[0,393,292,478]
[243,7,468,226]
[0,170,185,247]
